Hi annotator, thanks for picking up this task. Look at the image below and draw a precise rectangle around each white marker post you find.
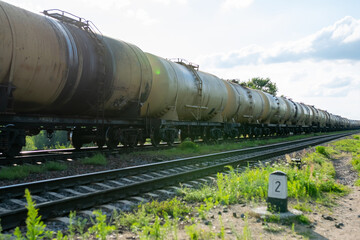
[267,171,288,212]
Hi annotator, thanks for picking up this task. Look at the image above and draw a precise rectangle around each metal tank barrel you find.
[0,1,152,117]
[141,55,227,122]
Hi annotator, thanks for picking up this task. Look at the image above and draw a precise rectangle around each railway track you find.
[0,132,342,166]
[0,132,355,230]
[0,143,172,167]
[0,135,286,166]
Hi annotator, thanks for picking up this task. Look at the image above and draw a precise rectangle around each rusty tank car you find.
[0,1,358,157]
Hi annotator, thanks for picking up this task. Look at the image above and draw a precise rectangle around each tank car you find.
[140,55,228,144]
[280,97,297,125]
[0,1,358,157]
[222,81,270,137]
[0,1,152,155]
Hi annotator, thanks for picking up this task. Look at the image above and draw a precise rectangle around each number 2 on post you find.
[275,181,281,192]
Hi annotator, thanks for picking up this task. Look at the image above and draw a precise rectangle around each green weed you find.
[292,201,313,212]
[179,141,199,151]
[218,215,225,240]
[315,146,329,157]
[80,154,107,166]
[44,161,67,171]
[291,222,295,235]
[181,145,349,206]
[143,197,191,218]
[88,210,116,240]
[332,135,360,185]
[0,165,36,180]
[0,161,67,180]
[0,220,11,239]
[296,215,311,225]
[130,132,341,160]
[139,215,168,240]
[116,205,152,232]
[242,213,252,240]
[263,224,284,233]
[13,189,53,239]
[185,224,215,240]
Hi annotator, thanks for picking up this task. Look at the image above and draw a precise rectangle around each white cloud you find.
[200,59,360,119]
[82,0,131,11]
[221,0,254,10]
[126,8,158,26]
[201,16,360,68]
[152,0,188,5]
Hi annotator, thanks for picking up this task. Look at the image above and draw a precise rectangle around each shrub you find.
[13,189,53,239]
[44,161,68,171]
[80,154,107,166]
[179,141,199,151]
[315,146,329,158]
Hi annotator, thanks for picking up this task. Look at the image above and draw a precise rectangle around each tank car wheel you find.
[3,144,22,158]
[253,128,262,138]
[167,137,175,146]
[126,138,138,148]
[106,140,118,149]
[70,130,83,150]
[151,128,161,147]
[72,139,83,150]
[105,127,120,149]
[96,140,105,149]
[138,138,146,146]
[1,126,25,157]
[151,137,161,147]
[180,133,188,142]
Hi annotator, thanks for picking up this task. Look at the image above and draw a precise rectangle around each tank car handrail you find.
[43,9,103,40]
[167,58,199,70]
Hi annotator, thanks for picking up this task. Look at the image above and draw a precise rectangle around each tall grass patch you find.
[44,161,68,171]
[129,132,340,160]
[181,145,349,207]
[115,197,191,238]
[178,141,199,152]
[331,135,360,186]
[0,161,67,180]
[80,154,107,166]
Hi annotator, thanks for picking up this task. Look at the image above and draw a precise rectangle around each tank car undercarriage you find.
[0,2,358,158]
[0,114,353,158]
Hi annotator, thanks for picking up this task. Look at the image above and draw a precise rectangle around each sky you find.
[6,0,360,120]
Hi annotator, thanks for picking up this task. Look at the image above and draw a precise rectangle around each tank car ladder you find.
[43,9,107,127]
[171,59,203,120]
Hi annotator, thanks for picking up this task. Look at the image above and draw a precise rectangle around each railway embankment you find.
[0,133,359,239]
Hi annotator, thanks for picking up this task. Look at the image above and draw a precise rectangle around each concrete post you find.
[267,170,288,212]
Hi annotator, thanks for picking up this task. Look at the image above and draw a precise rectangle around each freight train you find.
[0,1,359,157]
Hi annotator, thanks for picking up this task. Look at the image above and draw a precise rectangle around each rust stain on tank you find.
[19,63,41,72]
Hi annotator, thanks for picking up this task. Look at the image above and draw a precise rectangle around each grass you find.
[128,132,345,160]
[180,135,354,209]
[1,133,358,239]
[0,153,107,181]
[178,141,199,152]
[13,189,53,239]
[0,161,68,180]
[331,134,360,186]
[114,197,193,239]
[43,161,68,171]
[80,154,107,166]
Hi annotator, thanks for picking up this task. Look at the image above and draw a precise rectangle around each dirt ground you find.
[112,148,360,240]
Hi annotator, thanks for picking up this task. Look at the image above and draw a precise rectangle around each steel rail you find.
[0,132,349,199]
[0,143,171,166]
[0,132,355,230]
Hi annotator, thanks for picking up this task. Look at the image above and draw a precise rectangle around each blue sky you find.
[7,0,360,119]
